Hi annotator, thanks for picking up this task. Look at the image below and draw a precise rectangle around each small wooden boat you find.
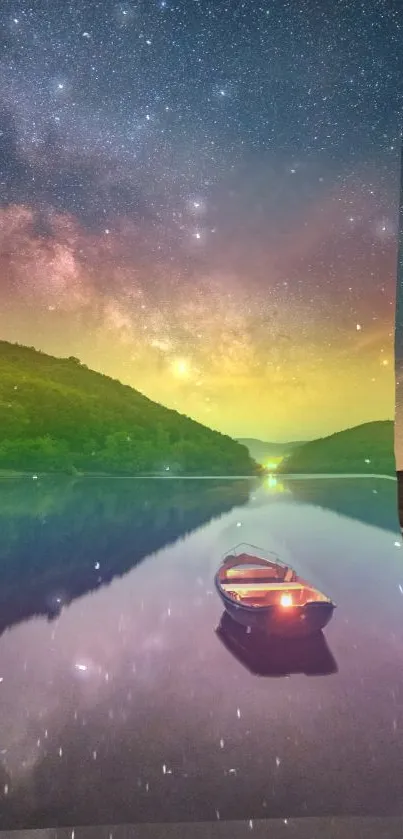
[214,544,335,637]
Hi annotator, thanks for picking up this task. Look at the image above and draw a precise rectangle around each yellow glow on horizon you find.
[1,285,394,443]
[131,340,394,439]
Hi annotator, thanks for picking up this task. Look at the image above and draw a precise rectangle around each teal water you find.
[0,475,401,830]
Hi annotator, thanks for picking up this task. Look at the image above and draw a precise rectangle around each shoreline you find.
[0,470,397,480]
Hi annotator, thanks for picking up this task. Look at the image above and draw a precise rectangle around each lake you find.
[0,474,402,831]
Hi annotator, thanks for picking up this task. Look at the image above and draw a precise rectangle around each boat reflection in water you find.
[215,543,336,637]
[216,611,338,678]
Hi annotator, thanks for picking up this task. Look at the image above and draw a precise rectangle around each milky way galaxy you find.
[0,0,401,441]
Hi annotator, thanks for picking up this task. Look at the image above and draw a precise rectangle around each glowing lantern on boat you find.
[280,593,293,608]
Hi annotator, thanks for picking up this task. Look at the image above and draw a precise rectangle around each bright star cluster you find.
[0,0,401,440]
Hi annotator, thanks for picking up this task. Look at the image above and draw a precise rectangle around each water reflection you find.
[0,476,402,830]
[216,612,338,677]
[282,476,399,533]
[0,477,252,637]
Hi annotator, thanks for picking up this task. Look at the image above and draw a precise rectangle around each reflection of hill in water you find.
[284,476,399,533]
[0,477,251,636]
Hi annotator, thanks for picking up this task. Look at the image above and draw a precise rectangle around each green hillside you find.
[277,421,395,476]
[0,341,259,476]
[396,472,403,529]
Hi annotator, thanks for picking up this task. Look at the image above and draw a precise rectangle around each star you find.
[171,358,191,378]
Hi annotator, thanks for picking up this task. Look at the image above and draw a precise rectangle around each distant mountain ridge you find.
[277,420,395,476]
[0,341,259,476]
[237,438,308,464]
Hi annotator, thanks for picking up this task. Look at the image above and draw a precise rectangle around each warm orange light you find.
[280,593,293,608]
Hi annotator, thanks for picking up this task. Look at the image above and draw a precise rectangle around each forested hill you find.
[0,342,259,476]
[277,420,395,476]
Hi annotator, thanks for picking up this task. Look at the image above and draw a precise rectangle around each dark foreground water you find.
[0,474,402,831]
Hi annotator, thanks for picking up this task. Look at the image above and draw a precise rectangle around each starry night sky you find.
[0,0,401,442]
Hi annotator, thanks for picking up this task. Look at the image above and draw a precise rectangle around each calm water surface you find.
[0,475,402,830]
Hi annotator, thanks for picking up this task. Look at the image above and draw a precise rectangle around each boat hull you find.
[214,546,336,637]
[216,588,335,637]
